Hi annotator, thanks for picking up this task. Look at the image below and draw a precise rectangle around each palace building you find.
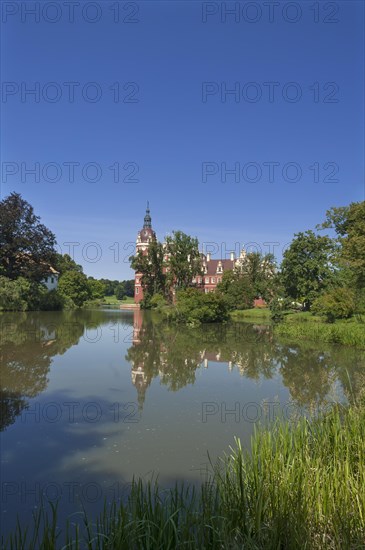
[134,203,156,303]
[133,204,249,304]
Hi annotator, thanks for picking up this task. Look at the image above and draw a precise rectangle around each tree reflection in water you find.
[1,309,364,430]
[0,309,129,431]
[127,309,365,413]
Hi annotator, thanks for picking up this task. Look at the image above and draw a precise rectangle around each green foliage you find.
[123,279,135,297]
[115,282,126,300]
[38,289,66,311]
[269,297,285,323]
[312,287,355,322]
[164,230,202,291]
[230,308,271,322]
[99,278,118,296]
[58,271,91,307]
[0,193,57,281]
[130,239,166,298]
[320,201,365,292]
[130,230,202,303]
[174,288,229,324]
[87,278,106,299]
[280,230,335,309]
[54,253,83,275]
[217,270,255,310]
[217,254,277,312]
[149,293,168,309]
[236,251,277,300]
[100,279,134,298]
[354,287,365,317]
[0,276,32,311]
[274,317,365,348]
[0,276,71,311]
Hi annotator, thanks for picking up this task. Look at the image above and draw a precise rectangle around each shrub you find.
[269,297,292,323]
[175,288,228,324]
[140,294,152,309]
[217,271,255,311]
[150,293,167,309]
[38,288,66,311]
[0,276,31,311]
[312,287,355,322]
[58,271,91,307]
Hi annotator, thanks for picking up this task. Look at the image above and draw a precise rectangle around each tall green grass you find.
[3,404,365,549]
[274,320,365,349]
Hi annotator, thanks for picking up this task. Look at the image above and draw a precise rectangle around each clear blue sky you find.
[1,1,364,279]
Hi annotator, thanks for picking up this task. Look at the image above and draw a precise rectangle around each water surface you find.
[1,309,364,536]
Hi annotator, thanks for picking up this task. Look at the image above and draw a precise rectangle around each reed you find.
[274,320,365,349]
[3,404,365,549]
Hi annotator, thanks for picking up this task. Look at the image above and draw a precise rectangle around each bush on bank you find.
[0,276,71,311]
[173,288,229,324]
[311,287,356,322]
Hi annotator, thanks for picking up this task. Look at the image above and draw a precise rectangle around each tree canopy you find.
[0,193,57,281]
[319,201,365,291]
[130,238,166,302]
[280,230,335,309]
[164,230,202,291]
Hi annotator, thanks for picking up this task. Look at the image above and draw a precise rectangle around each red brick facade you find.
[134,203,156,303]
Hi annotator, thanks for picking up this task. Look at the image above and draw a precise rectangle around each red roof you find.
[204,259,234,276]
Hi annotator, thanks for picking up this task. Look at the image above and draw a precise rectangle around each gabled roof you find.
[204,259,235,276]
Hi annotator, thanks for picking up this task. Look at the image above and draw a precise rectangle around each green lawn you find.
[230,308,271,323]
[102,295,135,305]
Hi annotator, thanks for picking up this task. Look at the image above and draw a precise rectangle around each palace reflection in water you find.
[127,308,365,414]
[1,308,365,432]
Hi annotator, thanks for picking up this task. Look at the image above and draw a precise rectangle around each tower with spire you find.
[134,203,156,303]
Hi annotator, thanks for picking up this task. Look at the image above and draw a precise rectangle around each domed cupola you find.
[137,202,156,246]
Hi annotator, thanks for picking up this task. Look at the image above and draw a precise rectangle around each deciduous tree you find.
[0,193,56,281]
[280,230,335,310]
[164,231,202,291]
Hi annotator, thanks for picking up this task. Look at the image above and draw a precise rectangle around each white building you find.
[42,267,59,291]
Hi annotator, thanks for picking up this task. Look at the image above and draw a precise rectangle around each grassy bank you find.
[274,313,365,349]
[4,403,365,549]
[230,307,271,323]
[230,309,365,349]
[101,295,135,305]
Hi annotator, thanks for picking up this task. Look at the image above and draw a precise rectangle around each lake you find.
[1,308,364,538]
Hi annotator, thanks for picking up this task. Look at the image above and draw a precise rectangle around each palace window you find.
[198,277,202,284]
[136,287,139,294]
[205,277,209,284]
[211,277,215,284]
